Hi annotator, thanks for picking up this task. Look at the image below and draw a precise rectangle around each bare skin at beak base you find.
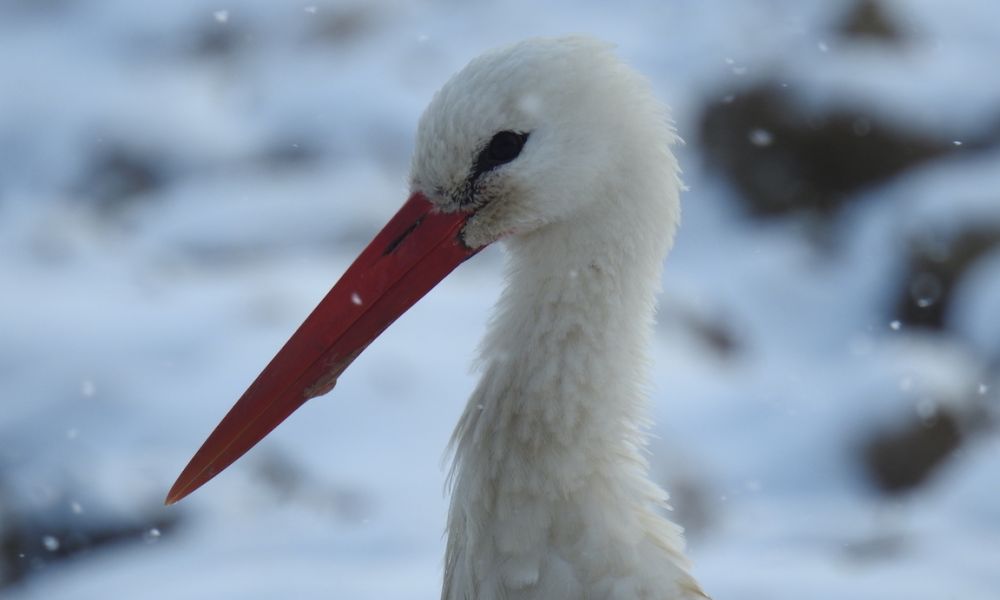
[165,193,479,505]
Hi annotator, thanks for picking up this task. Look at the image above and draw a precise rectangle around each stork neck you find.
[441,163,696,600]
[450,194,673,497]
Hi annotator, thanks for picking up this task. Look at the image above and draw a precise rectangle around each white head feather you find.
[410,36,680,249]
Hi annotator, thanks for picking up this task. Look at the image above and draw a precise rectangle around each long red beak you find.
[166,193,479,505]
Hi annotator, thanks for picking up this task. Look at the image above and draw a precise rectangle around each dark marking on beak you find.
[383,215,424,256]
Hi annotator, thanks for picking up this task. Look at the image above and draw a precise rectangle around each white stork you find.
[167,36,707,600]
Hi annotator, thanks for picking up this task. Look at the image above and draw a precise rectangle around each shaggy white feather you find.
[410,37,706,600]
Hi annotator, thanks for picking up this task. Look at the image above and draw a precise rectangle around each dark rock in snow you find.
[894,224,1000,330]
[698,84,1000,220]
[305,5,380,47]
[193,21,247,58]
[0,479,179,589]
[836,0,907,44]
[75,143,168,215]
[862,409,963,494]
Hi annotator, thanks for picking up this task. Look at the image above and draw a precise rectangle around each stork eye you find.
[486,131,528,163]
[472,131,529,180]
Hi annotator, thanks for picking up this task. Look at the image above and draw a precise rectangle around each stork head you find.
[411,36,674,248]
[166,37,674,505]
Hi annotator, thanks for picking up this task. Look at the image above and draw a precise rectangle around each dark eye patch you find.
[470,130,529,182]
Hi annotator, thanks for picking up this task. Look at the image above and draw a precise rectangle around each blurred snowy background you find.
[2,0,998,598]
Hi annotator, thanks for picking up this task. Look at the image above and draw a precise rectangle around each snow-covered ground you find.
[2,1,998,598]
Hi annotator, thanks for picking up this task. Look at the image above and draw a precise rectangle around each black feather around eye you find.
[471,130,529,181]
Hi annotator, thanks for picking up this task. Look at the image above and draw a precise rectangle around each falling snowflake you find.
[143,528,162,544]
[748,129,774,147]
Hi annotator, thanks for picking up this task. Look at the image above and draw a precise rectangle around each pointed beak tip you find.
[163,486,185,506]
[167,193,483,505]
